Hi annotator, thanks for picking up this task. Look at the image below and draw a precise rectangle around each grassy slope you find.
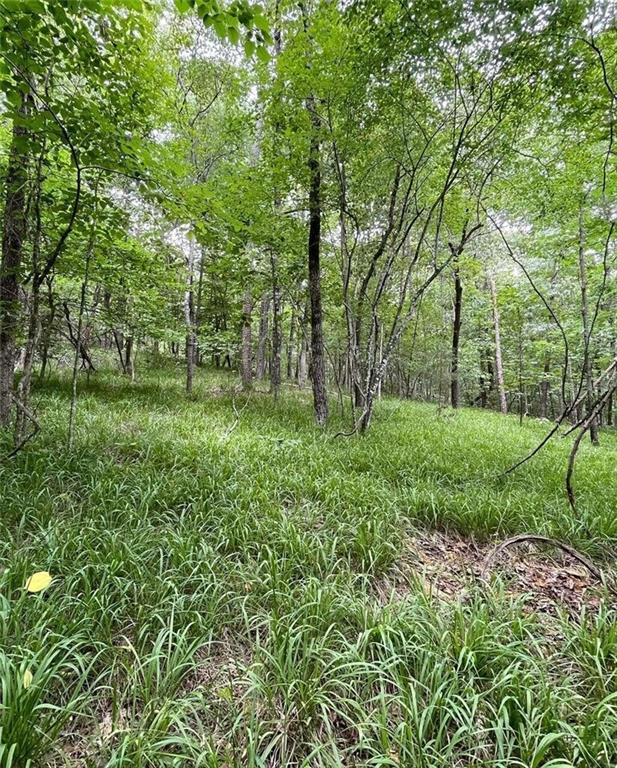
[0,364,616,767]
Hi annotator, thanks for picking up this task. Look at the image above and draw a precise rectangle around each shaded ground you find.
[377,530,613,616]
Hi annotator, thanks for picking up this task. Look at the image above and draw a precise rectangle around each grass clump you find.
[0,364,616,766]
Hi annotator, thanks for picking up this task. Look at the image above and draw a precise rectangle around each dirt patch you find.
[376,531,612,616]
[184,631,251,700]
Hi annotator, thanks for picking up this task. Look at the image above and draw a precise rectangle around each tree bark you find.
[297,299,309,388]
[184,244,197,396]
[15,140,45,443]
[0,90,30,429]
[539,356,550,419]
[240,288,253,391]
[450,259,462,408]
[286,303,296,379]
[38,278,55,380]
[270,259,282,399]
[489,275,507,414]
[125,335,134,380]
[256,293,270,380]
[306,96,328,426]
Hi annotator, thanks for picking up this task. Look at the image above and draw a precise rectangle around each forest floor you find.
[1,362,616,767]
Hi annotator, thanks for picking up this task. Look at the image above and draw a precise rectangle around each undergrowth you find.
[0,363,616,766]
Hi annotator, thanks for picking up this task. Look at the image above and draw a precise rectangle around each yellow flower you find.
[23,669,33,689]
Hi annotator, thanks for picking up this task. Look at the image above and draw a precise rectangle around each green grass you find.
[1,362,616,766]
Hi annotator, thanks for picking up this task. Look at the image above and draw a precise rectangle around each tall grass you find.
[0,364,615,766]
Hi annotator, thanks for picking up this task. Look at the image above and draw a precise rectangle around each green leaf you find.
[255,45,270,63]
[212,17,226,39]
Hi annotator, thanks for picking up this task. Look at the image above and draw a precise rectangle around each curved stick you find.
[482,533,616,596]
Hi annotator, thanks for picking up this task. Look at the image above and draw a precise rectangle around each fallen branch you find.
[481,533,617,597]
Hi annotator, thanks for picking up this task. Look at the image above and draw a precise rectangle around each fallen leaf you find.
[25,571,53,593]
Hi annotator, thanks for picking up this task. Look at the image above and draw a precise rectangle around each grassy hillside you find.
[1,365,616,767]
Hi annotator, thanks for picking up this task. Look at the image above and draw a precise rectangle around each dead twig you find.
[221,394,251,440]
[481,533,617,597]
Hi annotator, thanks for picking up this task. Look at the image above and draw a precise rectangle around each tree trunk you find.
[489,275,507,414]
[270,259,282,399]
[240,288,253,391]
[39,278,55,380]
[125,336,134,380]
[539,356,550,419]
[450,260,462,408]
[297,299,309,388]
[255,293,270,380]
[306,96,328,426]
[184,241,200,396]
[194,250,205,367]
[578,209,599,445]
[15,286,40,443]
[517,308,526,425]
[68,216,97,448]
[63,301,95,372]
[286,303,296,379]
[608,339,615,426]
[15,141,45,443]
[0,90,30,429]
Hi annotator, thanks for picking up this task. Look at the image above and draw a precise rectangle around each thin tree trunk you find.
[0,90,30,429]
[184,243,197,396]
[68,179,99,449]
[450,259,462,408]
[286,303,296,379]
[377,322,383,400]
[15,141,45,443]
[240,288,253,391]
[608,339,615,426]
[269,4,283,400]
[477,349,487,408]
[256,293,270,380]
[15,286,40,442]
[270,257,282,399]
[125,336,134,380]
[517,307,526,425]
[578,209,599,444]
[489,275,507,414]
[113,329,127,373]
[39,278,55,380]
[194,249,205,366]
[539,356,550,419]
[307,95,328,426]
[297,299,309,388]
